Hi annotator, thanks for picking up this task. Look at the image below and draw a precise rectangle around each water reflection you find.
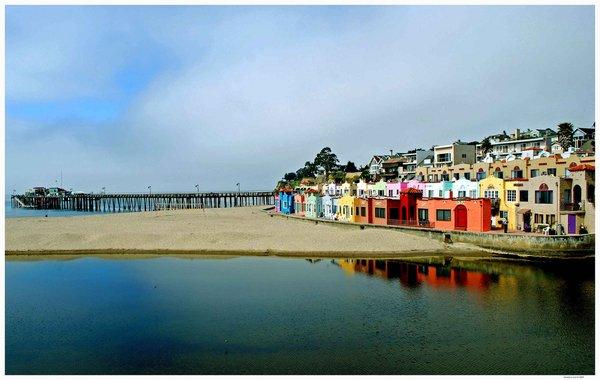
[333,258,592,294]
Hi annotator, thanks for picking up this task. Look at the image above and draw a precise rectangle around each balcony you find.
[560,202,585,212]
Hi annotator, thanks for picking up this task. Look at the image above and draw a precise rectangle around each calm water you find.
[5,256,594,375]
[4,200,104,218]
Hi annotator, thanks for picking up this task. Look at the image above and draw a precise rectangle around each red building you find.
[416,198,492,232]
[398,188,423,225]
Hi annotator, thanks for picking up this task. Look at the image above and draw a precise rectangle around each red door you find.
[455,205,467,231]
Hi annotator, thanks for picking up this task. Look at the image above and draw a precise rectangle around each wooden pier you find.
[10,192,275,213]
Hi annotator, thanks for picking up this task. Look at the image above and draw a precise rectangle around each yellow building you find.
[478,176,518,230]
[338,195,358,223]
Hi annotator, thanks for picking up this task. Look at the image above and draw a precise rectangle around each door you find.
[454,205,467,231]
[568,214,576,234]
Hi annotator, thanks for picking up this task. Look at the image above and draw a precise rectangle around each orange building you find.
[355,197,373,224]
[370,198,401,225]
[416,198,492,232]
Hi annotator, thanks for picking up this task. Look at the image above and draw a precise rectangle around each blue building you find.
[279,190,295,215]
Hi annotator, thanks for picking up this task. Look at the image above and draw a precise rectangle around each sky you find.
[5,5,595,193]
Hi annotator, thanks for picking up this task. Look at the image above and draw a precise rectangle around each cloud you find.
[5,6,595,193]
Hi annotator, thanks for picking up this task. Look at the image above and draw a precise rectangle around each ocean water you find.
[5,256,594,375]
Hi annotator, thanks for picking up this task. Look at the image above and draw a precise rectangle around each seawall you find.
[268,211,594,258]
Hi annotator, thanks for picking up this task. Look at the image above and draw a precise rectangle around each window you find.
[520,143,526,150]
[469,190,477,198]
[438,190,443,197]
[500,211,508,220]
[356,207,360,216]
[535,184,553,204]
[511,167,523,179]
[436,209,451,221]
[484,190,499,199]
[534,213,542,223]
[441,174,450,181]
[434,175,439,182]
[458,191,466,197]
[418,208,429,221]
[519,190,529,202]
[506,190,516,202]
[388,190,393,197]
[361,207,366,217]
[464,173,471,180]
[547,168,557,176]
[378,190,384,197]
[530,169,539,178]
[476,172,487,181]
[454,174,460,180]
[461,153,467,158]
[494,171,504,179]
[437,153,451,162]
[359,189,364,196]
[428,190,434,198]
[375,207,385,218]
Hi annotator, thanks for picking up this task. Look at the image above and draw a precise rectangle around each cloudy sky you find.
[5,5,594,193]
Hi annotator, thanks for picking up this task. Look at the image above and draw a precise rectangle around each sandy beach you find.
[5,207,490,258]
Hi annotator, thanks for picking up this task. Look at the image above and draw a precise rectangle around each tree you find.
[480,137,492,155]
[296,161,317,179]
[344,161,358,173]
[314,147,339,180]
[330,171,346,183]
[283,172,297,181]
[557,122,574,150]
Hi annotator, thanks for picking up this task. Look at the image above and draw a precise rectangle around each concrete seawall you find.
[267,211,594,258]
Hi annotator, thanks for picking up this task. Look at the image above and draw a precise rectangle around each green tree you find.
[314,147,339,180]
[283,172,297,181]
[344,161,358,173]
[330,171,346,183]
[480,137,492,155]
[296,161,318,179]
[557,122,574,150]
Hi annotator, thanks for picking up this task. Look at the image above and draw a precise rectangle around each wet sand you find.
[5,207,490,258]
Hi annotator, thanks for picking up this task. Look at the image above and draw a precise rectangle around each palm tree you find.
[557,122,574,150]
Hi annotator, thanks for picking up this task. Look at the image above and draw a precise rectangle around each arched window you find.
[511,166,523,179]
[494,167,504,179]
[535,183,553,204]
[476,167,487,181]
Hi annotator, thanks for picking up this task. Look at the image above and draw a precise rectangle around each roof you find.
[568,164,595,172]
[401,188,422,194]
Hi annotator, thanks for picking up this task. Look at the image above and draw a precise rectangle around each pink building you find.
[386,181,403,198]
[406,179,427,192]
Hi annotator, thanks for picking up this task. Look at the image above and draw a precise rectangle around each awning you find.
[517,208,531,214]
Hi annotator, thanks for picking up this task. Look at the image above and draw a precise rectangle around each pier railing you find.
[11,192,275,213]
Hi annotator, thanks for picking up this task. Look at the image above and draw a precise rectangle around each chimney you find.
[515,128,520,139]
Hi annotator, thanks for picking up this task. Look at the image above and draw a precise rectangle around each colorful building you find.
[370,198,401,225]
[338,195,358,222]
[278,190,294,215]
[355,197,373,224]
[305,193,323,219]
[293,194,305,216]
[452,178,479,198]
[341,181,357,196]
[424,181,453,199]
[322,194,339,220]
[416,198,492,232]
[371,179,387,197]
[386,180,403,198]
[399,188,422,224]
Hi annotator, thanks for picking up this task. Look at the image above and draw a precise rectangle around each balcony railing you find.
[561,202,585,212]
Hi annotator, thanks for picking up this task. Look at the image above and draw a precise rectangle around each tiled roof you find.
[569,164,595,172]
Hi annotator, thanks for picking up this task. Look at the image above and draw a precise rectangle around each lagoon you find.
[5,256,594,375]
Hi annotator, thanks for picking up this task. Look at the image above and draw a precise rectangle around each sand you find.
[5,207,490,258]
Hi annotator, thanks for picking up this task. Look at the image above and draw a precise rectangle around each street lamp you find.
[148,185,152,195]
[236,183,240,193]
[102,186,106,195]
[195,184,199,195]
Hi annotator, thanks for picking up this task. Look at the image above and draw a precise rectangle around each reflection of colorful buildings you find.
[336,259,496,291]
